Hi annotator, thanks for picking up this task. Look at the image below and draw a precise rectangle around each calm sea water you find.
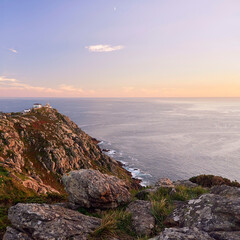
[1,98,240,185]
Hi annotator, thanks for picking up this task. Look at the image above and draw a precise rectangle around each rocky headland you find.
[0,107,240,240]
[0,107,139,194]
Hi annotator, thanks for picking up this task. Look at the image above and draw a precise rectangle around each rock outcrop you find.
[173,180,198,188]
[0,107,138,195]
[210,184,240,198]
[164,185,240,240]
[149,227,214,240]
[3,203,101,240]
[155,178,175,189]
[126,200,155,236]
[62,169,131,209]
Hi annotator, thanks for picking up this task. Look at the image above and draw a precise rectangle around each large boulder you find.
[165,188,240,239]
[149,227,214,240]
[62,169,131,209]
[3,203,101,240]
[126,200,155,236]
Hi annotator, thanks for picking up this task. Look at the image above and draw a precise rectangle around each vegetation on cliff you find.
[0,107,139,238]
[0,107,138,191]
[190,174,240,188]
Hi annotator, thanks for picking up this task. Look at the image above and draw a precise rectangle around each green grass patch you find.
[151,198,173,231]
[90,209,136,240]
[134,185,208,233]
[173,185,208,201]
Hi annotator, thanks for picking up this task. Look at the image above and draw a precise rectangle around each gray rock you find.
[54,201,80,210]
[127,200,155,236]
[209,231,240,240]
[149,227,214,240]
[166,193,240,232]
[3,227,33,240]
[173,180,198,188]
[4,203,101,240]
[62,169,131,209]
[135,188,157,200]
[210,185,240,198]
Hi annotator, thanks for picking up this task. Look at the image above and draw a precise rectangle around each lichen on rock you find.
[4,203,101,240]
[62,169,131,209]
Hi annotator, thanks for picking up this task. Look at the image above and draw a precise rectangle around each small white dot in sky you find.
[113,7,117,11]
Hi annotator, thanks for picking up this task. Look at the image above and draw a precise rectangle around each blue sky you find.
[1,0,240,97]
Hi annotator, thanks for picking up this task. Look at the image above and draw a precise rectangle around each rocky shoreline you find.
[98,143,152,187]
[1,107,240,239]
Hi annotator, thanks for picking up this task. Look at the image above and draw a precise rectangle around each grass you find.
[143,185,208,232]
[88,185,208,240]
[0,207,10,235]
[90,209,136,240]
[90,212,117,240]
[151,199,173,231]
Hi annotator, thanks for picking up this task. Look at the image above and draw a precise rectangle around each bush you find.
[189,175,240,188]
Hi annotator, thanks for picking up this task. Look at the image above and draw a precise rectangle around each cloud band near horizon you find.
[85,44,124,52]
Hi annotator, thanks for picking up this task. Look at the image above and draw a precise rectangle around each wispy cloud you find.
[59,84,83,93]
[9,48,18,53]
[0,76,85,96]
[85,44,124,53]
[0,76,17,82]
[0,76,60,93]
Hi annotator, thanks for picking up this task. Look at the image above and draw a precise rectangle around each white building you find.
[33,103,42,109]
[23,109,31,113]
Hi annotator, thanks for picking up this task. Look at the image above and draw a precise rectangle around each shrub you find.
[189,175,240,188]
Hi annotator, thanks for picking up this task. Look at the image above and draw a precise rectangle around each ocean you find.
[1,97,240,186]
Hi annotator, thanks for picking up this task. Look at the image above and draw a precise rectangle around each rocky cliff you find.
[0,107,138,196]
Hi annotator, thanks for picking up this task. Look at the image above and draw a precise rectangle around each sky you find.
[0,0,240,97]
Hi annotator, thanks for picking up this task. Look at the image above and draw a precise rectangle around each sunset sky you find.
[1,0,240,97]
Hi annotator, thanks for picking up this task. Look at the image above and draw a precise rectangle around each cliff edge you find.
[0,107,139,196]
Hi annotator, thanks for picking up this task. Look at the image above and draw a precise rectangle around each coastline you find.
[98,140,152,186]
